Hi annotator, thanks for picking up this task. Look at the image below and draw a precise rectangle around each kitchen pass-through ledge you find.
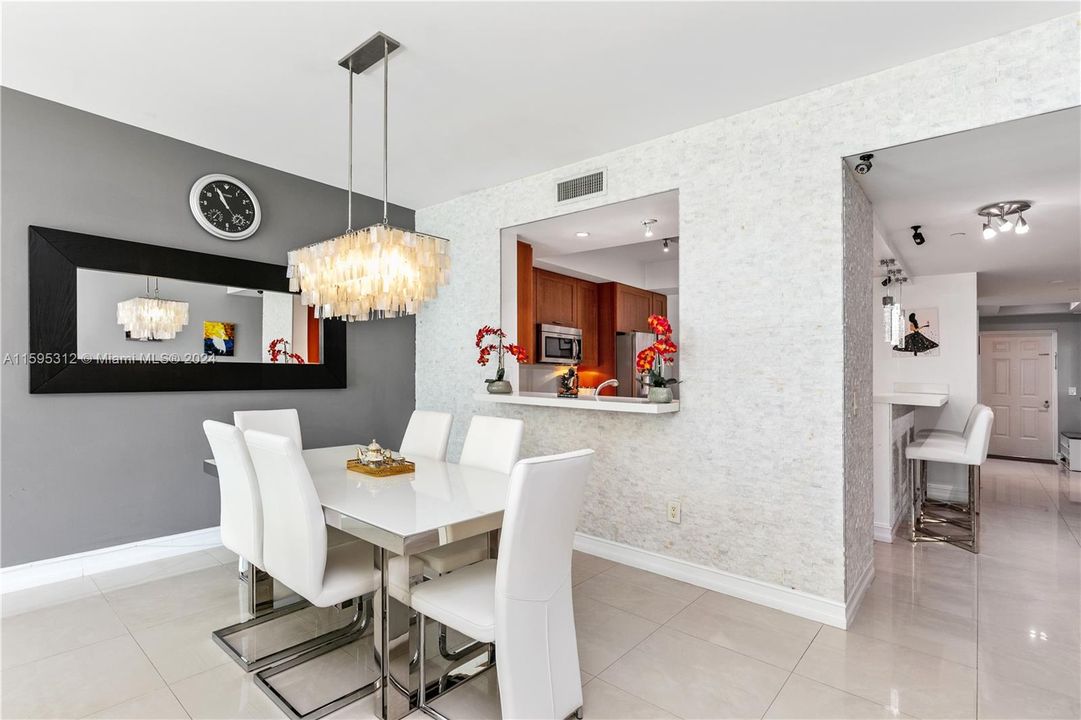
[475,391,680,414]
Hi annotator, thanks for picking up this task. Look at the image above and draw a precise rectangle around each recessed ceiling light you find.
[950,232,966,238]
[575,231,590,238]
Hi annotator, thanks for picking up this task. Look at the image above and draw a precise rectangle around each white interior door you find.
[980,333,1055,460]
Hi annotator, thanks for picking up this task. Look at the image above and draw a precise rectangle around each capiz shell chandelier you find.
[288,225,448,320]
[117,277,189,340]
[287,32,450,321]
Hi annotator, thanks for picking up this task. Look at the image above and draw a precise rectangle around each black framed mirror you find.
[28,226,346,393]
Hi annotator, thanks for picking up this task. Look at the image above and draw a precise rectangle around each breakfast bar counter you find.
[475,391,680,414]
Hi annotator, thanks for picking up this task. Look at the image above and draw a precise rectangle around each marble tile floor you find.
[1,458,1078,719]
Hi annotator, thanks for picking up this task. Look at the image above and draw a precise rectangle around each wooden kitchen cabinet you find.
[516,241,536,363]
[534,269,577,327]
[616,284,654,333]
[575,279,598,367]
[651,292,667,319]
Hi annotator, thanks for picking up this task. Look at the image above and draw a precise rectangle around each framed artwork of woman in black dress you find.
[893,308,941,357]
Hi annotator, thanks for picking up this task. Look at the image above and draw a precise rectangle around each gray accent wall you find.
[979,314,1081,433]
[1,89,417,566]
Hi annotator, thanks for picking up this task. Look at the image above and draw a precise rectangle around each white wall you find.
[415,15,1079,620]
[874,272,980,432]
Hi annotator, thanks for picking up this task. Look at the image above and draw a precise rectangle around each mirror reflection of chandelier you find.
[117,277,190,340]
[287,32,450,322]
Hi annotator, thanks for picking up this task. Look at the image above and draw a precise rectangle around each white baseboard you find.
[845,561,875,628]
[873,511,905,543]
[1,526,222,594]
[574,533,849,629]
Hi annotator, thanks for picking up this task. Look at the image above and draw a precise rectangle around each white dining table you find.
[204,443,512,720]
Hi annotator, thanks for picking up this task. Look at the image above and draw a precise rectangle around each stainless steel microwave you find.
[537,324,582,364]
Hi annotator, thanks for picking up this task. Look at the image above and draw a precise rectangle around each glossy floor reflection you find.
[2,458,1078,719]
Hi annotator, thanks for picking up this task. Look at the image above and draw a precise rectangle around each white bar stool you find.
[905,405,993,553]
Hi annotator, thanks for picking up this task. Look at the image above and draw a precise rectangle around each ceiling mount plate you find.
[338,32,401,74]
[977,200,1031,218]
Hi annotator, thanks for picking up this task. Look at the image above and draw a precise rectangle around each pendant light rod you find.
[382,36,389,225]
[347,60,354,231]
[337,32,401,227]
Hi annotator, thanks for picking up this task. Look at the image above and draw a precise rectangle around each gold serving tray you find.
[346,457,416,478]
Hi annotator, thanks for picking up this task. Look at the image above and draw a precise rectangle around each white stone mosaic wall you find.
[416,16,1080,603]
[842,163,875,598]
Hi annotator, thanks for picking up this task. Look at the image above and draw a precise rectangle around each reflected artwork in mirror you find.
[28,226,345,393]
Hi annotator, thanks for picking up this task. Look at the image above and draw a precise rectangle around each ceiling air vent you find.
[557,169,606,203]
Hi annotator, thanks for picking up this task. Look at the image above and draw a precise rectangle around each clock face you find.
[189,174,260,240]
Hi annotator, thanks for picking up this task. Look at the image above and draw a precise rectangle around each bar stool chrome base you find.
[910,459,980,553]
[254,595,375,720]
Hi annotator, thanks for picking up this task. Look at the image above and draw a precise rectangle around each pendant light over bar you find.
[287,32,450,322]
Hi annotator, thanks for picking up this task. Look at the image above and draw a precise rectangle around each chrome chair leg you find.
[437,623,486,662]
[212,564,311,672]
[254,595,376,720]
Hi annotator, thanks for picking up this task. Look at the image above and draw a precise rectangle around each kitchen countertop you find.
[872,392,949,407]
[475,391,679,414]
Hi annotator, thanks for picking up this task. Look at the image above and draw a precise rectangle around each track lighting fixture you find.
[643,219,657,238]
[662,238,670,252]
[1014,212,1029,235]
[911,225,926,246]
[978,201,1031,241]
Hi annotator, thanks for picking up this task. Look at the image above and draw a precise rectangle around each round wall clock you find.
[189,174,261,240]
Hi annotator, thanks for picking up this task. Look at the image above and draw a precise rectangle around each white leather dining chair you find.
[235,409,303,450]
[244,429,381,720]
[399,410,453,460]
[459,415,525,475]
[413,416,525,579]
[410,449,594,720]
[410,415,525,665]
[906,404,993,553]
[204,420,326,672]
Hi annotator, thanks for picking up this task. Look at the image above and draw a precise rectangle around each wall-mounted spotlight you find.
[643,219,657,238]
[662,238,670,252]
[854,153,874,174]
[911,225,926,246]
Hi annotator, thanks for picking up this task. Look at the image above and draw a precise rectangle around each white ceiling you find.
[3,2,1074,210]
[849,107,1081,310]
[513,190,678,259]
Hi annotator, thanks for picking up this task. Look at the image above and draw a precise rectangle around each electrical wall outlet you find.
[666,500,681,524]
[1069,386,1077,396]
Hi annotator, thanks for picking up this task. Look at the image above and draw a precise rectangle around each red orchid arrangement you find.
[476,325,527,383]
[267,338,305,364]
[635,315,681,388]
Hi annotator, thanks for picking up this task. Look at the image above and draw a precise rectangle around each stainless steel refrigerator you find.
[615,331,657,397]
